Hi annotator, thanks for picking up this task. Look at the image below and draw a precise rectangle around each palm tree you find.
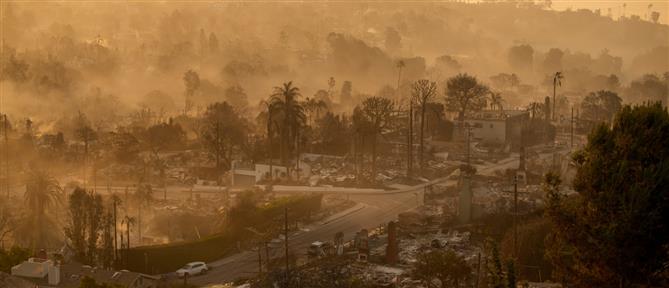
[303,97,328,126]
[488,91,504,112]
[270,82,306,172]
[527,102,545,119]
[24,169,62,251]
[552,72,563,121]
[121,215,135,250]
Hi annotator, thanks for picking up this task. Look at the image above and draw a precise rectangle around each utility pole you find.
[466,124,473,167]
[268,109,273,180]
[113,197,118,264]
[264,241,270,271]
[3,114,9,199]
[138,204,142,246]
[295,127,300,180]
[397,60,412,179]
[475,251,481,288]
[407,102,413,178]
[570,106,574,148]
[513,175,518,259]
[257,245,263,278]
[284,207,289,286]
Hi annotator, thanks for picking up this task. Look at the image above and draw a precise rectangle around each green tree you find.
[505,260,516,288]
[444,73,488,121]
[580,90,622,126]
[413,249,471,287]
[65,187,105,265]
[546,103,669,287]
[79,276,123,288]
[316,112,350,155]
[500,217,553,282]
[487,242,504,288]
[144,121,184,184]
[24,169,62,251]
[200,102,247,173]
[0,246,30,273]
[360,97,394,182]
[411,79,437,173]
[270,82,306,170]
[66,188,88,261]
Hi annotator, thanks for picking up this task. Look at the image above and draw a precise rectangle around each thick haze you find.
[1,1,668,133]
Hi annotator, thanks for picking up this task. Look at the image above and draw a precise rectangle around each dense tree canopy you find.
[546,103,669,287]
[444,73,489,121]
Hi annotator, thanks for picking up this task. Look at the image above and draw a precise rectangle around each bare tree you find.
[361,97,394,182]
[200,102,247,174]
[411,79,437,173]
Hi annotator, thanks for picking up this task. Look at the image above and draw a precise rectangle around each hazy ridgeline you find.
[0,1,667,134]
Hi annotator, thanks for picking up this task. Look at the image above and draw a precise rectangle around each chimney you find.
[385,221,398,265]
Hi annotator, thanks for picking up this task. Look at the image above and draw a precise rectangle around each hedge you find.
[124,194,322,274]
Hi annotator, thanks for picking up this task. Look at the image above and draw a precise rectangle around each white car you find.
[176,261,208,277]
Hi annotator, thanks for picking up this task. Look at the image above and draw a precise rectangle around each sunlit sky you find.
[546,0,668,24]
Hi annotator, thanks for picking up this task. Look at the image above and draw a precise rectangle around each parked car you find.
[176,261,208,277]
[308,241,333,257]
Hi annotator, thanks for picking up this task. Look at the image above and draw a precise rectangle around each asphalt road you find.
[188,190,423,286]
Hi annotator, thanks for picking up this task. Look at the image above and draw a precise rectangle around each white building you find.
[464,110,530,148]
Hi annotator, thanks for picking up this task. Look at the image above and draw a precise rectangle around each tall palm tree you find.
[270,82,306,172]
[24,169,62,251]
[552,72,563,121]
